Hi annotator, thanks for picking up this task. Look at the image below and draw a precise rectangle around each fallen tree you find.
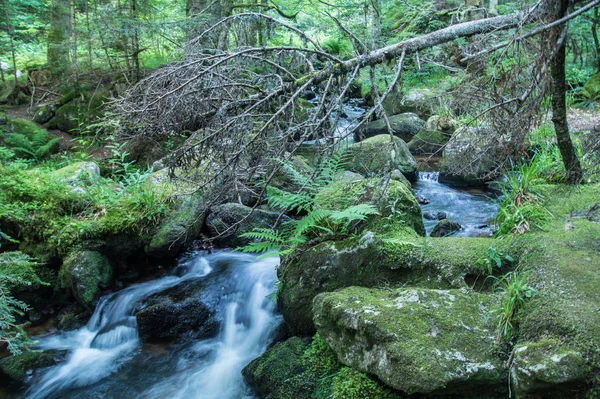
[112,0,598,207]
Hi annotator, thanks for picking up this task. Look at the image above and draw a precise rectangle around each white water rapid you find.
[24,252,281,399]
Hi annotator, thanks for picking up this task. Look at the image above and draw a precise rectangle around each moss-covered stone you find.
[357,113,425,143]
[33,104,58,124]
[583,73,600,98]
[439,126,502,186]
[331,367,401,399]
[243,337,310,398]
[408,129,451,155]
[50,161,101,191]
[278,232,502,335]
[47,92,105,133]
[0,350,64,383]
[314,286,505,395]
[430,219,462,237]
[345,135,418,182]
[59,250,113,309]
[314,176,424,236]
[6,119,44,139]
[270,155,315,193]
[0,79,17,104]
[146,192,206,257]
[397,88,442,118]
[510,339,588,396]
[204,203,290,248]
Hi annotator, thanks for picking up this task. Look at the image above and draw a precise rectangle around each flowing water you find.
[22,252,281,399]
[414,172,498,237]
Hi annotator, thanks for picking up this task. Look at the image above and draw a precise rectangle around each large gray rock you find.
[33,104,58,124]
[314,286,505,395]
[204,203,289,248]
[136,299,217,342]
[510,339,588,396]
[51,162,101,193]
[269,155,314,193]
[59,250,113,309]
[407,129,451,155]
[439,126,503,186]
[346,135,418,182]
[398,88,443,118]
[357,113,425,143]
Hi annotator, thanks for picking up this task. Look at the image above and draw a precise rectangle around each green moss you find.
[408,129,450,155]
[314,286,505,395]
[331,368,400,399]
[0,351,58,382]
[584,73,600,98]
[7,119,45,139]
[59,250,113,308]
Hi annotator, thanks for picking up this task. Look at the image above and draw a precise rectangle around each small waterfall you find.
[418,171,440,182]
[25,252,281,399]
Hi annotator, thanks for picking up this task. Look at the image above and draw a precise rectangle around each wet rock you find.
[313,286,505,395]
[269,155,315,193]
[136,299,217,342]
[430,219,462,237]
[415,194,430,204]
[510,339,588,395]
[59,250,114,310]
[423,211,447,221]
[0,350,67,383]
[357,113,425,142]
[242,337,309,398]
[345,135,418,182]
[57,303,90,331]
[204,203,290,248]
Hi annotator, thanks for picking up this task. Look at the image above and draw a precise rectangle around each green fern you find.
[239,151,378,257]
[4,129,59,161]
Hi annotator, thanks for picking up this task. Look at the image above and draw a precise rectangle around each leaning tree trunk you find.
[551,0,584,184]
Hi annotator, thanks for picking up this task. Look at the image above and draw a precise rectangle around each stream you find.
[414,171,498,237]
[22,252,281,399]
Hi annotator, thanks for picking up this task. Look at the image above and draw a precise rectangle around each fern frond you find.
[35,137,60,159]
[330,204,380,222]
[266,186,313,213]
[239,227,285,244]
[238,240,281,254]
[295,208,333,237]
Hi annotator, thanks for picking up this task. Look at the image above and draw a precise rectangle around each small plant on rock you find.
[476,247,514,274]
[488,271,536,343]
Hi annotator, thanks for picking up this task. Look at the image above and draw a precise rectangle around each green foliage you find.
[322,37,353,59]
[0,157,167,256]
[492,156,552,237]
[331,367,400,399]
[476,247,514,274]
[0,251,47,355]
[487,271,536,343]
[240,154,379,256]
[3,129,60,161]
[303,333,341,375]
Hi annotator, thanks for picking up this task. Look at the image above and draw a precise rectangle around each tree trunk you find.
[70,0,79,84]
[3,0,19,84]
[551,0,583,184]
[48,0,71,78]
[592,7,600,71]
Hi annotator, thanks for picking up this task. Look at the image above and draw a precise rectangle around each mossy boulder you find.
[136,299,217,342]
[204,203,289,248]
[59,250,113,309]
[50,161,101,193]
[583,73,600,98]
[345,135,418,182]
[357,113,425,143]
[146,192,206,257]
[0,350,65,383]
[408,129,451,155]
[278,232,499,336]
[314,176,424,236]
[47,92,105,133]
[6,118,44,139]
[242,337,310,398]
[269,155,315,193]
[397,88,442,118]
[313,286,505,395]
[439,126,503,186]
[430,219,462,237]
[0,79,17,104]
[33,104,58,124]
[510,339,588,396]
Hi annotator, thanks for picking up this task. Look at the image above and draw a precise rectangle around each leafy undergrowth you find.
[0,155,168,259]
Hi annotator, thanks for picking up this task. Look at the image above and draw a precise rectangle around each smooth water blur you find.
[414,172,498,237]
[23,252,281,399]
